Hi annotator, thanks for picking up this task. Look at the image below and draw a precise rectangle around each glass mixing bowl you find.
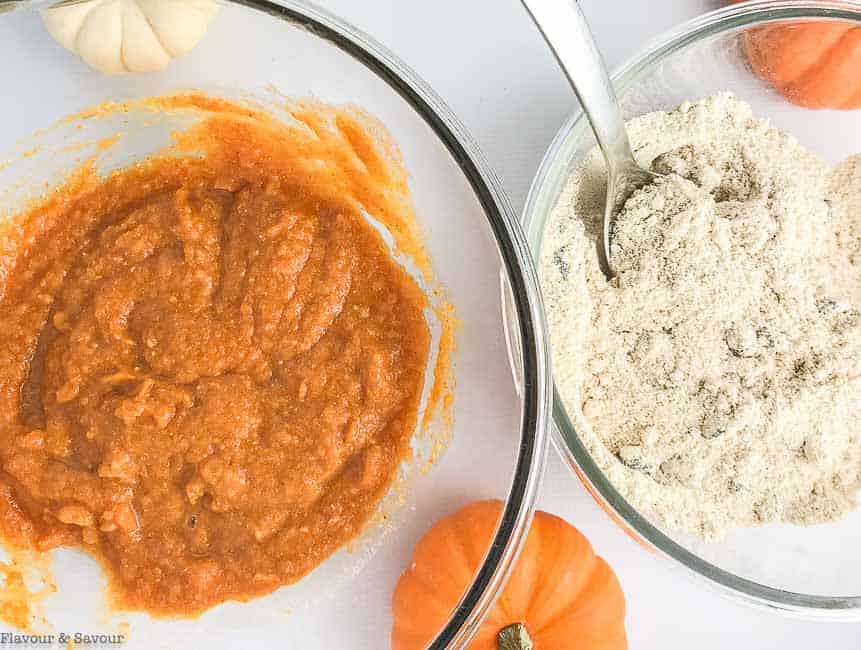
[522,0,861,618]
[0,1,551,647]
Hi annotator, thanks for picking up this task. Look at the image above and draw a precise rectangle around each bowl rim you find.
[3,0,553,645]
[523,0,861,619]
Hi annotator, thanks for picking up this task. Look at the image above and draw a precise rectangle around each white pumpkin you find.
[42,0,219,74]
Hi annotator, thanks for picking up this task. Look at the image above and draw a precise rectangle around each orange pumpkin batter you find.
[0,96,438,616]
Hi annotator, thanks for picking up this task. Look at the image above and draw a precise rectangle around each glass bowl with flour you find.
[520,1,861,617]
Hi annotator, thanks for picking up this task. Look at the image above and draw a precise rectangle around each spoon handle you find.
[521,0,635,170]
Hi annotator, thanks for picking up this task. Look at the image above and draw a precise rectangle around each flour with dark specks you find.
[541,94,861,539]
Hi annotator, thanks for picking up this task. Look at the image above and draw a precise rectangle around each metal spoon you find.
[521,0,658,278]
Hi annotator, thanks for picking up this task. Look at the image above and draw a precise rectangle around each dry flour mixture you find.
[541,93,861,539]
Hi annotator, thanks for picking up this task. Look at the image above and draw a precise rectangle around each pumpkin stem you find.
[497,623,534,650]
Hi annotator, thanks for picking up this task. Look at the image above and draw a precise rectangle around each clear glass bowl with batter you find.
[0,1,551,647]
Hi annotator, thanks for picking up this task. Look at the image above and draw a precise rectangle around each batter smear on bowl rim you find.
[0,95,452,616]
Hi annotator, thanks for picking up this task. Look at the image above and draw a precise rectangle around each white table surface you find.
[313,1,858,648]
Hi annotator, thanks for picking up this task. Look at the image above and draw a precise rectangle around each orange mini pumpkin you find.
[734,0,861,109]
[391,500,627,649]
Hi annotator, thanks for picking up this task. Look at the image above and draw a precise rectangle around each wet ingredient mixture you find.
[0,96,442,614]
[542,94,861,539]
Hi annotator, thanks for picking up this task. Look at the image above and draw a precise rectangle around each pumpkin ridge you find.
[846,82,861,109]
[742,21,847,90]
[525,518,598,627]
[119,0,164,74]
[413,503,500,612]
[742,35,777,89]
[135,1,171,58]
[441,502,510,641]
[413,517,479,598]
[742,25,802,86]
[520,510,548,620]
[401,567,461,612]
[454,502,523,628]
[76,1,103,50]
[495,507,544,626]
[393,571,450,612]
[838,28,861,108]
[453,501,500,571]
[94,0,124,73]
[781,27,861,107]
[391,571,460,640]
[539,561,627,648]
[75,0,111,53]
[391,626,429,649]
[118,0,132,70]
[529,551,599,633]
[390,503,503,650]
[774,28,849,89]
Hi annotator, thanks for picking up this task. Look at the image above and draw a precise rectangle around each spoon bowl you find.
[521,0,660,277]
[601,159,658,277]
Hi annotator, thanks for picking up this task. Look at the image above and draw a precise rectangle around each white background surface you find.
[312,1,859,648]
[2,1,857,648]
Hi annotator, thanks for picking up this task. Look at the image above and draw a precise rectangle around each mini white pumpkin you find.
[43,0,219,74]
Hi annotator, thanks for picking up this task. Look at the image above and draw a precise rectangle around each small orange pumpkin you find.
[391,500,627,649]
[734,0,861,109]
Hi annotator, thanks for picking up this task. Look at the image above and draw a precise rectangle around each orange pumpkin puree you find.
[0,96,442,616]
